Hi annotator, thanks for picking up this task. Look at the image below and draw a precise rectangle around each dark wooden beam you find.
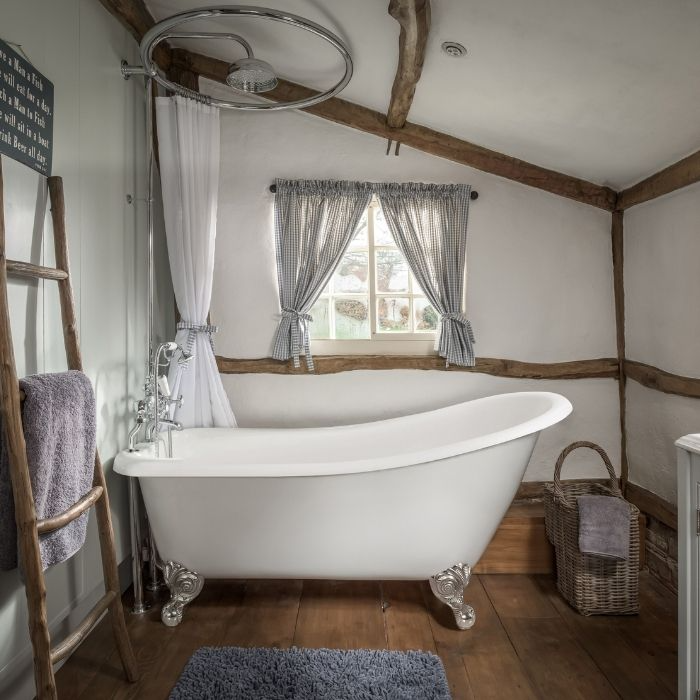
[387,0,431,129]
[617,148,700,210]
[96,0,171,70]
[624,359,700,399]
[175,51,616,210]
[167,49,199,92]
[611,211,628,488]
[97,0,616,210]
[216,355,620,379]
[625,482,677,531]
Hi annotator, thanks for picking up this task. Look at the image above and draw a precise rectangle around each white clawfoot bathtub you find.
[115,391,571,628]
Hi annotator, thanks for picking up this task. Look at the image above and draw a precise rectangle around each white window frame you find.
[311,196,437,356]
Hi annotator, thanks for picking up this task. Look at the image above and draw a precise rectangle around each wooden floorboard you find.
[54,573,676,700]
[481,574,620,700]
[293,580,387,650]
[425,576,538,699]
[218,579,302,649]
[536,576,675,699]
[382,581,437,653]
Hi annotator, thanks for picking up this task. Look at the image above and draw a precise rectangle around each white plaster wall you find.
[624,183,700,503]
[0,2,172,697]
[206,78,620,482]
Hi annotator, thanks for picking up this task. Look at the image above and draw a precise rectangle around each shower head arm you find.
[158,32,253,59]
[137,5,353,112]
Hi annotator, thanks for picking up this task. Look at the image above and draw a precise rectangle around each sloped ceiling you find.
[146,0,700,189]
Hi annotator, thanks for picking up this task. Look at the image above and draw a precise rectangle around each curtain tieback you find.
[281,308,314,370]
[176,321,220,354]
[440,312,476,343]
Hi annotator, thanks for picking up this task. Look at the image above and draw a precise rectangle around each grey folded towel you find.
[0,370,96,571]
[577,494,630,561]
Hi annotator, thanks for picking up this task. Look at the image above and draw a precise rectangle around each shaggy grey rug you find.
[169,647,452,699]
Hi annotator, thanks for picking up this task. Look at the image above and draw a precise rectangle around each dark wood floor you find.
[55,573,677,699]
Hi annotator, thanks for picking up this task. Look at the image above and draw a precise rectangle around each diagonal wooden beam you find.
[174,51,616,210]
[387,0,431,129]
[97,0,172,69]
[97,0,617,210]
[616,148,700,210]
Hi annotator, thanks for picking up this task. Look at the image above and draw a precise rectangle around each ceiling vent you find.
[441,42,467,58]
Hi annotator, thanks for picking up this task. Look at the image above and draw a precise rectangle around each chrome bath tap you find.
[127,341,194,455]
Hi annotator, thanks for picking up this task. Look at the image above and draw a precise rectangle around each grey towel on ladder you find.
[0,370,96,571]
[577,494,630,561]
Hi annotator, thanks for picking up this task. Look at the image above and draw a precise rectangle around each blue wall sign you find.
[0,39,53,176]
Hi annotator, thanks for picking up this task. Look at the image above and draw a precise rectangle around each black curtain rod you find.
[269,184,479,200]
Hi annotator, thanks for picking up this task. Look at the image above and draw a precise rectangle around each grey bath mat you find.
[170,646,451,699]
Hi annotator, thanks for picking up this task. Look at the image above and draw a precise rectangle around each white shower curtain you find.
[155,96,236,428]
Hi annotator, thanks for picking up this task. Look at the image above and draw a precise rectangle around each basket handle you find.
[553,441,621,505]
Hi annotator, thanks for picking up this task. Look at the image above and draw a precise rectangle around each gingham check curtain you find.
[271,180,373,370]
[376,183,475,367]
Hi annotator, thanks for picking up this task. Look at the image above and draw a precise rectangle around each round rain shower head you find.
[226,57,278,94]
[137,7,352,111]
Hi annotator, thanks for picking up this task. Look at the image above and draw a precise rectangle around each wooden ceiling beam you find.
[386,0,431,129]
[97,0,172,69]
[616,148,700,210]
[174,51,616,210]
[97,1,616,211]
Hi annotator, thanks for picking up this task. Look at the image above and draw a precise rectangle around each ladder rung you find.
[50,590,116,665]
[37,486,104,534]
[6,259,68,281]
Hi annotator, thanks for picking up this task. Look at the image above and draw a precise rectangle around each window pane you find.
[334,297,370,339]
[309,298,330,339]
[414,297,438,332]
[410,273,428,296]
[374,206,395,246]
[333,251,368,293]
[376,249,409,293]
[349,210,368,249]
[377,296,410,332]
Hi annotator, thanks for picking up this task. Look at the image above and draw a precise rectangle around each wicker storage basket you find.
[544,441,640,616]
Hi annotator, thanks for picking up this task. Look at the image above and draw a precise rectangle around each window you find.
[309,197,437,351]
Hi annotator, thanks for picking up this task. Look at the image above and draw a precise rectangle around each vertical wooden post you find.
[48,177,139,682]
[0,161,57,697]
[611,209,628,490]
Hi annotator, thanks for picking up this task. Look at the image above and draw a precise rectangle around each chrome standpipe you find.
[128,477,150,614]
[127,342,193,611]
[430,563,476,630]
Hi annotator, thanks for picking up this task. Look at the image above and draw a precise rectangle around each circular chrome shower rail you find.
[137,5,353,111]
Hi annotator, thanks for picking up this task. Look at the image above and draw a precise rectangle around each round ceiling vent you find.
[441,41,467,58]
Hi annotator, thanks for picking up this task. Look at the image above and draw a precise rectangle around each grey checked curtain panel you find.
[271,180,373,370]
[376,183,476,367]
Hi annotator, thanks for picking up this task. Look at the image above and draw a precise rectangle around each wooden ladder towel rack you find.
[0,156,138,699]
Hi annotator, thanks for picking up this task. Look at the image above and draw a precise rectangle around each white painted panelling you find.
[209,76,619,482]
[625,182,700,379]
[149,0,700,188]
[626,381,700,504]
[0,2,172,697]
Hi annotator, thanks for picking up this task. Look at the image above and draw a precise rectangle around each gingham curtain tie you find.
[440,312,475,343]
[176,321,219,354]
[281,308,314,370]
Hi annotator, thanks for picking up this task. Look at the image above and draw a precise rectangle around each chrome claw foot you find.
[161,561,204,627]
[430,563,476,630]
